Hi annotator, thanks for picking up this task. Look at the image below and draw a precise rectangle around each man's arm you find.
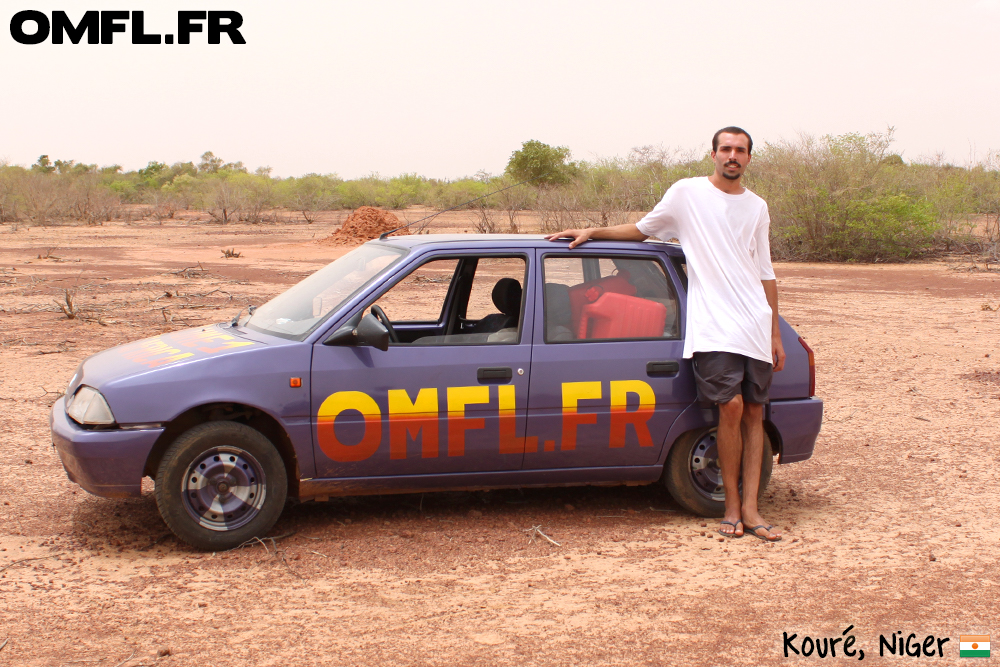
[762,279,785,371]
[544,223,648,249]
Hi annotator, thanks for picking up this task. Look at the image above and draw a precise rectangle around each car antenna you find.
[229,304,256,328]
[377,172,550,240]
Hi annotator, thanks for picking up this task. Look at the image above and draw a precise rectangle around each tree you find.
[505,140,577,186]
[31,155,55,174]
[198,151,223,173]
[138,161,167,180]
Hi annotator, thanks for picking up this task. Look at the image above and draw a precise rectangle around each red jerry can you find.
[577,292,667,340]
[567,272,636,333]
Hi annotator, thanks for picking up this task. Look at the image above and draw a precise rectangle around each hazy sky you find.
[3,0,999,178]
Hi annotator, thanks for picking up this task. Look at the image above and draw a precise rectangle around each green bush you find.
[748,130,944,260]
[505,140,578,186]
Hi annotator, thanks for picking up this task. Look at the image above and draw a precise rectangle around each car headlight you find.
[65,386,116,425]
[66,371,79,397]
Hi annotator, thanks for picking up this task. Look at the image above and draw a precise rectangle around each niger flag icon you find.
[960,635,990,658]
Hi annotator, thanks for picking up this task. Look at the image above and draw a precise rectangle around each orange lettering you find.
[316,391,382,462]
[609,380,656,448]
[498,385,536,454]
[561,381,602,451]
[447,386,489,457]
[388,388,439,459]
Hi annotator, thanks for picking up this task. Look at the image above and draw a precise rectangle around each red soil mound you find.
[322,207,409,244]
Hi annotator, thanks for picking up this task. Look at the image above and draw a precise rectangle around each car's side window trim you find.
[670,256,688,293]
[539,251,681,344]
[352,251,531,347]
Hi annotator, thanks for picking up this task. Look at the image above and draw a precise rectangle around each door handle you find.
[646,361,680,377]
[477,367,513,384]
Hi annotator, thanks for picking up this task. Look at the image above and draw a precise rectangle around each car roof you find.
[369,233,684,255]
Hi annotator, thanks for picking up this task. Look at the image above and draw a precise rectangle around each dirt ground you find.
[1,213,998,666]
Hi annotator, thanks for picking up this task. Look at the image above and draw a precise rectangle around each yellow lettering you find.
[447,386,490,457]
[388,388,439,459]
[609,380,656,448]
[561,381,602,451]
[317,391,382,462]
[498,385,536,454]
[143,352,195,368]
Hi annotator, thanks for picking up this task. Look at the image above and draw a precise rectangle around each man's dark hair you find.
[712,126,753,155]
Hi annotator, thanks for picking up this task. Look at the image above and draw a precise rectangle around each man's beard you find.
[721,162,742,180]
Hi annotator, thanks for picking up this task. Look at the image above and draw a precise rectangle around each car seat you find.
[544,282,574,341]
[467,278,522,334]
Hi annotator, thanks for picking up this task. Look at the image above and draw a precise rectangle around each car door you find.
[522,247,694,469]
[309,250,535,479]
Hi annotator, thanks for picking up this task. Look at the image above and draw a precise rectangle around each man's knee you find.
[719,395,743,420]
[741,401,764,423]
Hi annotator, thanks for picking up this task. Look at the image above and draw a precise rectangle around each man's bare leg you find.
[740,402,780,541]
[716,395,744,536]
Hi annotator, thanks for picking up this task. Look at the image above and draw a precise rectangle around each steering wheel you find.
[369,305,399,343]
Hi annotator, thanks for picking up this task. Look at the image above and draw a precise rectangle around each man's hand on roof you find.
[545,224,649,249]
[544,228,593,248]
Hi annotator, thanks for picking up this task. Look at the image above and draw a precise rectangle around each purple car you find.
[51,235,823,550]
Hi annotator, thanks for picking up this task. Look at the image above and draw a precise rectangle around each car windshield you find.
[244,243,406,340]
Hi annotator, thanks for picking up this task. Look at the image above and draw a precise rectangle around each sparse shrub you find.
[472,201,503,234]
[54,289,78,319]
[0,164,24,222]
[279,174,341,222]
[231,173,275,223]
[206,178,242,224]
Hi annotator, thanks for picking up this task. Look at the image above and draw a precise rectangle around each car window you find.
[543,255,680,342]
[371,258,459,323]
[466,257,526,320]
[369,255,527,346]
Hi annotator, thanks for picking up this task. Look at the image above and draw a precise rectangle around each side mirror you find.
[323,313,389,351]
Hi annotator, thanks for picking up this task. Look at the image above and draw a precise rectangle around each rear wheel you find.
[663,427,773,518]
[155,421,287,551]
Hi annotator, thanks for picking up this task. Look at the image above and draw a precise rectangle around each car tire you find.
[154,421,287,551]
[663,426,773,518]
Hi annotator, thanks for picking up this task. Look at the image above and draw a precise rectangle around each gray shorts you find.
[692,352,773,405]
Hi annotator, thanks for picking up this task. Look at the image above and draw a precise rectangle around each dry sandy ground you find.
[1,214,999,666]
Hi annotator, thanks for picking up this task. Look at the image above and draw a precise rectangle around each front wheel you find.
[155,421,287,551]
[663,427,773,518]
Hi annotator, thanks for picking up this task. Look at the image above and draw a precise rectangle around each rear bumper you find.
[768,397,823,464]
[50,397,164,498]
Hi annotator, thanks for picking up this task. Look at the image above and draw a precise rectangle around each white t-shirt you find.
[635,177,776,363]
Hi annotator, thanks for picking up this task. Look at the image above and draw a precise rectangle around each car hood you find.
[66,324,312,424]
[68,324,263,392]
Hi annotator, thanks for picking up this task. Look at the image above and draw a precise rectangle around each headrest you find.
[544,282,572,326]
[491,278,522,316]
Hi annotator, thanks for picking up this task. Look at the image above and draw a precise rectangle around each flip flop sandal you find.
[746,524,782,542]
[718,520,743,538]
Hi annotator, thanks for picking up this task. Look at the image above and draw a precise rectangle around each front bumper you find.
[768,397,824,464]
[50,397,164,498]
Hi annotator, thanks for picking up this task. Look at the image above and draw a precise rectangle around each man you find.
[545,126,785,542]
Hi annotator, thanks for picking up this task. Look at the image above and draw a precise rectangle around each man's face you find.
[711,133,751,181]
